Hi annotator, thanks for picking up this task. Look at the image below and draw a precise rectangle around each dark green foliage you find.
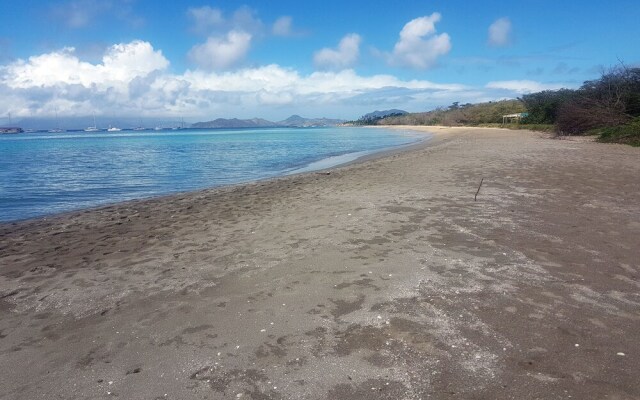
[597,117,640,146]
[355,112,406,125]
[520,89,575,124]
[556,66,640,135]
[356,64,640,146]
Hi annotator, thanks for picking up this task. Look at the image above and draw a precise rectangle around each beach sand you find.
[1,127,639,399]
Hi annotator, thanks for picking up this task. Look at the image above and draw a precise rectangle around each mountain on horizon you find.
[360,109,408,120]
[191,115,345,129]
[191,118,277,129]
[278,115,344,127]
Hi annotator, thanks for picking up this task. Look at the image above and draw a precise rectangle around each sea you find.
[0,127,425,222]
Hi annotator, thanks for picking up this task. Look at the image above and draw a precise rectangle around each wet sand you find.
[1,126,639,399]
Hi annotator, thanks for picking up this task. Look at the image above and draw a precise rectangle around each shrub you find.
[597,117,640,146]
[556,66,640,134]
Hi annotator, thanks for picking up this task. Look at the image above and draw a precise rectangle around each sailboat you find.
[48,109,65,133]
[133,119,146,130]
[85,115,100,132]
[171,117,185,130]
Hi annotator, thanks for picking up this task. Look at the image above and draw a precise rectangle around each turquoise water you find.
[0,127,424,222]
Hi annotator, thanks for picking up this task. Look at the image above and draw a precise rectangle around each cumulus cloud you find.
[313,34,361,70]
[3,41,168,88]
[183,66,465,95]
[488,17,512,47]
[0,41,171,117]
[387,13,451,69]
[272,16,293,36]
[1,39,573,121]
[188,31,252,71]
[486,80,567,93]
[0,41,472,118]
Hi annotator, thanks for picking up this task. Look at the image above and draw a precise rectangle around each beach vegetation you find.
[520,89,575,125]
[595,117,640,146]
[368,64,640,146]
[555,66,640,135]
[380,100,525,126]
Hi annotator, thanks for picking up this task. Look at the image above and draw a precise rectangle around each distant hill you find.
[191,118,277,129]
[277,115,344,127]
[378,100,525,126]
[346,109,409,125]
[191,115,344,129]
[360,109,408,120]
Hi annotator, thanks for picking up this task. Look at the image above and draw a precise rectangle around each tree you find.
[556,66,640,133]
[520,89,575,124]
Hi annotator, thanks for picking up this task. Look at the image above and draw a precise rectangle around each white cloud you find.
[388,13,451,69]
[313,34,361,70]
[272,16,293,36]
[486,80,567,93]
[488,17,512,47]
[188,31,252,71]
[3,41,168,88]
[187,5,264,36]
[0,39,575,121]
[183,66,465,95]
[230,6,264,35]
[186,6,224,35]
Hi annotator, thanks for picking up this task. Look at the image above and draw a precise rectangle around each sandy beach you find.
[1,126,639,399]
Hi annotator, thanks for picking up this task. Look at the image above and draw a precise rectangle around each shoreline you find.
[0,126,429,226]
[1,127,638,399]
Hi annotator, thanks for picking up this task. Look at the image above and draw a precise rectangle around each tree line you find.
[371,65,640,146]
[522,65,640,137]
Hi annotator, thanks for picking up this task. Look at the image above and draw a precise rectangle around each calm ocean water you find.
[0,127,424,222]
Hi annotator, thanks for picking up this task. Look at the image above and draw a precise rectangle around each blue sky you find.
[0,0,638,122]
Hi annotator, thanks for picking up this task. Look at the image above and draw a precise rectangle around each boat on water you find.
[107,125,122,132]
[170,117,186,130]
[133,126,146,131]
[0,127,23,134]
[154,126,162,131]
[85,115,100,132]
[1,113,23,133]
[49,108,65,133]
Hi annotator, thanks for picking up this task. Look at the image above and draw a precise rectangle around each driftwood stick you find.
[474,178,484,201]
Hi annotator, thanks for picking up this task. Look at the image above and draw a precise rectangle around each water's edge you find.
[1,129,432,224]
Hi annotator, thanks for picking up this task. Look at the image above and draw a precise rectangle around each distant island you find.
[191,115,345,129]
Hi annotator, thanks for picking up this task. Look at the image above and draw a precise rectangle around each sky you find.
[0,0,639,123]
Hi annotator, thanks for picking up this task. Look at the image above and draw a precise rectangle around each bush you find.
[520,89,576,124]
[597,117,640,146]
[556,66,640,134]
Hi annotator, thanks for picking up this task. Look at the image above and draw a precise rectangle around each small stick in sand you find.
[475,178,484,201]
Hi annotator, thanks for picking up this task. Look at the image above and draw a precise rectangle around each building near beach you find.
[502,113,529,124]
